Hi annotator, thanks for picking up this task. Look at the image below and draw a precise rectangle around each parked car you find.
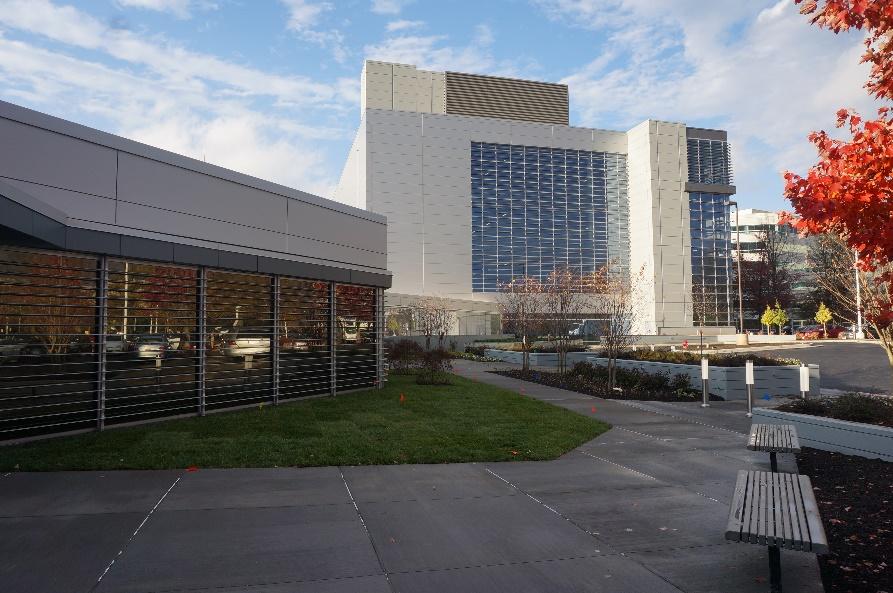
[795,324,846,340]
[131,334,168,359]
[165,333,194,352]
[0,335,48,360]
[223,329,271,358]
[105,334,128,354]
[279,333,310,352]
[569,319,603,338]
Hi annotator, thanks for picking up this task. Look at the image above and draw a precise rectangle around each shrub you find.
[610,350,798,367]
[416,349,454,385]
[777,394,893,427]
[387,339,424,374]
[465,345,488,357]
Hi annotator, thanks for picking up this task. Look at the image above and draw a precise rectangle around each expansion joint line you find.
[338,468,396,593]
[91,476,182,591]
[483,466,686,593]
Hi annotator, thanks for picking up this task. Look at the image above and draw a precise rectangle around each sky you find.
[0,0,884,212]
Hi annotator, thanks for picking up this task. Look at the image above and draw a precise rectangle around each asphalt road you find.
[753,341,890,394]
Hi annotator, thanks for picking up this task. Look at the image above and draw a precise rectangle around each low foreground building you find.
[0,100,390,440]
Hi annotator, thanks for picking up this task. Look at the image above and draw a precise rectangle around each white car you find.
[224,331,271,358]
[131,335,168,359]
[106,335,127,354]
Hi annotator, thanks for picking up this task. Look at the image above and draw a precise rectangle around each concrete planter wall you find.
[752,408,893,461]
[485,349,819,401]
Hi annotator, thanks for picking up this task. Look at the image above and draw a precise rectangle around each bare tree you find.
[740,227,796,318]
[496,276,545,371]
[542,268,591,374]
[808,233,893,392]
[416,297,455,350]
[691,281,718,354]
[592,265,646,391]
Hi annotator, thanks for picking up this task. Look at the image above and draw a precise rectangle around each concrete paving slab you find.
[484,456,667,496]
[343,462,517,503]
[0,513,143,593]
[0,470,180,517]
[389,554,685,593]
[157,574,393,592]
[537,484,729,553]
[159,467,350,510]
[629,543,824,593]
[94,504,383,593]
[358,494,608,573]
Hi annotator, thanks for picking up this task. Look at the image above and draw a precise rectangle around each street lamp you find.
[726,199,747,344]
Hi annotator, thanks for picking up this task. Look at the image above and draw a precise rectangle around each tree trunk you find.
[425,335,431,350]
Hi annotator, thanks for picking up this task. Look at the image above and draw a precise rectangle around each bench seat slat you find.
[747,424,802,453]
[726,470,828,554]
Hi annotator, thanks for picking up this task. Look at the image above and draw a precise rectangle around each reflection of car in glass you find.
[569,319,603,337]
[279,333,310,352]
[338,318,371,343]
[165,333,194,352]
[131,334,168,359]
[106,335,127,354]
[67,334,95,354]
[795,324,846,340]
[224,329,271,357]
[0,335,48,360]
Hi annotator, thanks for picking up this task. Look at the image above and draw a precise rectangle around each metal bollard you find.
[701,357,710,408]
[745,359,754,418]
[799,363,809,400]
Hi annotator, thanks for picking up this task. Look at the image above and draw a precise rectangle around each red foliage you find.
[784,1,893,330]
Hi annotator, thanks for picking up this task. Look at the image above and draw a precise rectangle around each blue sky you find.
[0,0,881,211]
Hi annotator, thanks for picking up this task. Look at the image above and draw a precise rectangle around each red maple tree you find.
[783,0,893,375]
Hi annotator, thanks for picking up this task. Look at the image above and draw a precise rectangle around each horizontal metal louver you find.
[445,72,569,125]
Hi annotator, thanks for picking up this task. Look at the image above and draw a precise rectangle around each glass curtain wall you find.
[686,138,733,185]
[0,246,381,440]
[105,261,198,424]
[471,141,628,292]
[689,192,733,325]
[0,247,98,437]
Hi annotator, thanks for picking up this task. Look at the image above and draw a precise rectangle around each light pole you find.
[726,200,747,344]
[854,249,864,339]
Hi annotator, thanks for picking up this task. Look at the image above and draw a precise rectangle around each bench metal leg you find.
[770,451,778,473]
[769,545,782,593]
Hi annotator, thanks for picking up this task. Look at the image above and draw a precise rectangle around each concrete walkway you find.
[0,360,824,593]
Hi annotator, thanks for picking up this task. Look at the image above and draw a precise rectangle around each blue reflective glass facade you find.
[470,142,628,292]
[689,192,732,325]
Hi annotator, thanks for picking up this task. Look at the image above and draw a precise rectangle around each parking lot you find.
[754,341,890,394]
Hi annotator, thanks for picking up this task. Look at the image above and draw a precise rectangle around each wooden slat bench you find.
[748,424,801,472]
[726,470,828,592]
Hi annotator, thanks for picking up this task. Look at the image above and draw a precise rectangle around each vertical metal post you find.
[96,256,108,430]
[800,363,809,400]
[768,545,782,593]
[745,359,754,418]
[329,281,337,396]
[701,357,710,408]
[271,275,280,405]
[197,267,207,416]
[375,287,385,389]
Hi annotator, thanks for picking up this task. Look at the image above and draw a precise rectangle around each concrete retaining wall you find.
[486,349,820,401]
[752,408,893,461]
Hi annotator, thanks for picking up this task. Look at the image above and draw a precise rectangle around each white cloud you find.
[371,0,412,15]
[0,1,356,197]
[536,0,880,207]
[115,0,212,19]
[364,23,503,74]
[386,19,424,32]
[279,0,348,63]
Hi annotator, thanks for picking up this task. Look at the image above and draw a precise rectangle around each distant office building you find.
[335,61,736,334]
[729,207,811,313]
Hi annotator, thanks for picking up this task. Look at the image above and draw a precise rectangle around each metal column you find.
[329,281,337,396]
[271,275,280,405]
[375,287,385,388]
[96,256,108,430]
[197,267,207,416]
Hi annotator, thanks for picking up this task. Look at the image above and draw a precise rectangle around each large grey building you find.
[0,99,390,440]
[335,61,736,335]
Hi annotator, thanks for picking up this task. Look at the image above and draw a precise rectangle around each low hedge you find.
[777,394,893,428]
[613,350,799,367]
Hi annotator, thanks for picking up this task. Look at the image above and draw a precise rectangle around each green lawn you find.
[0,374,609,471]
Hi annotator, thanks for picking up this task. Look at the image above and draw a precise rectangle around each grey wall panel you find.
[285,200,386,256]
[31,215,66,246]
[65,228,121,255]
[1,177,116,225]
[115,200,286,253]
[0,117,117,199]
[117,152,287,234]
[218,250,258,272]
[121,235,174,262]
[173,243,219,267]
